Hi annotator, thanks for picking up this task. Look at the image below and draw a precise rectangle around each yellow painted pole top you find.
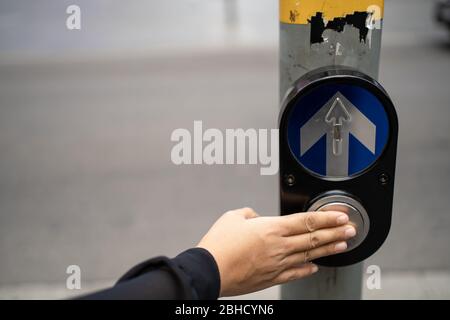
[280,0,384,24]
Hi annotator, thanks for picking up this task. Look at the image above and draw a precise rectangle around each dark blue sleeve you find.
[77,248,221,300]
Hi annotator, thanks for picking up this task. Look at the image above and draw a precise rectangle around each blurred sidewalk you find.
[2,270,450,299]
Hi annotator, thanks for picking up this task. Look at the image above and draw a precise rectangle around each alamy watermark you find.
[170,121,279,175]
[66,5,81,30]
[366,264,382,290]
[66,265,81,290]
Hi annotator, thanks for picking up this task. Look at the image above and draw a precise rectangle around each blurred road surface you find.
[0,0,450,299]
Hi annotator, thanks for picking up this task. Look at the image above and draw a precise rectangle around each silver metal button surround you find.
[307,195,370,252]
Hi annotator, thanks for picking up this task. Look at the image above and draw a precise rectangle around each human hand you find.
[197,207,356,297]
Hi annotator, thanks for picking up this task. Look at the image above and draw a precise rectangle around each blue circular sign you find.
[287,83,390,178]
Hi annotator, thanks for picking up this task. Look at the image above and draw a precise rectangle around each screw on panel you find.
[285,174,296,186]
[379,173,389,185]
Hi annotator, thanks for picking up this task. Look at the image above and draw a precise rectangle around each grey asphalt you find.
[1,0,450,298]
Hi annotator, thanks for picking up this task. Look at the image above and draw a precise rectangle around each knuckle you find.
[305,213,317,231]
[277,274,288,284]
[278,256,290,268]
[273,221,289,235]
[281,270,297,282]
[309,232,320,248]
[303,250,310,263]
[242,207,255,214]
[288,271,299,281]
[268,222,285,236]
[280,238,292,254]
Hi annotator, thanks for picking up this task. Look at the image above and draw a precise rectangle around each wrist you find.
[174,247,221,299]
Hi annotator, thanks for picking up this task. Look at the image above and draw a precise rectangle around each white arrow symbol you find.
[300,92,376,177]
[325,97,352,156]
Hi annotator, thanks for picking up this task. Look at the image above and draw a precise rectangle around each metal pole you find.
[279,0,385,300]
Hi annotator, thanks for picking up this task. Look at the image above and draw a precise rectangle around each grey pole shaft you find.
[279,6,383,300]
[282,264,363,299]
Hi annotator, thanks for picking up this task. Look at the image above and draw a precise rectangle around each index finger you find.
[278,211,349,236]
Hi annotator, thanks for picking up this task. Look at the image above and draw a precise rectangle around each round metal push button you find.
[308,195,370,252]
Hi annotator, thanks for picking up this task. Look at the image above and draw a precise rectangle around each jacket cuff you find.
[172,247,221,300]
